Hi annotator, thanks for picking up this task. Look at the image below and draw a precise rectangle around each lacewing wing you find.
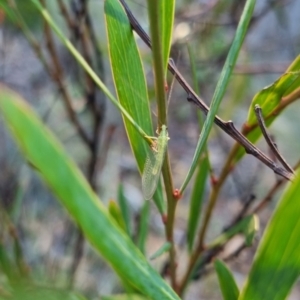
[142,125,169,200]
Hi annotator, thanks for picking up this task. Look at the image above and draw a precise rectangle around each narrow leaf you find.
[284,55,300,95]
[117,184,132,237]
[146,0,167,126]
[160,0,175,75]
[187,154,209,252]
[150,242,172,260]
[207,215,256,249]
[9,283,86,300]
[137,201,150,255]
[105,0,165,213]
[239,167,300,300]
[215,259,240,300]
[108,200,127,234]
[186,44,210,252]
[0,242,17,280]
[0,0,41,30]
[180,0,256,192]
[30,0,150,145]
[105,0,152,171]
[0,86,180,300]
[234,56,300,163]
[102,295,148,300]
[0,1,18,22]
[246,72,300,126]
[243,214,259,246]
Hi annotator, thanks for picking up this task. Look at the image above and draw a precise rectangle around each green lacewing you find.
[142,125,169,200]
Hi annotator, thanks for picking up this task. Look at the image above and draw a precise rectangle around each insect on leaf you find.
[142,125,169,200]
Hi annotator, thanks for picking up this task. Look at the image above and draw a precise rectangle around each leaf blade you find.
[246,72,300,126]
[0,86,180,300]
[234,56,300,163]
[239,167,300,300]
[160,0,175,75]
[215,259,240,300]
[105,0,165,213]
[187,155,209,252]
[180,0,256,192]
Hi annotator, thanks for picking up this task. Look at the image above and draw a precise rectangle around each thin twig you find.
[72,0,103,187]
[66,0,106,287]
[224,194,256,232]
[242,86,300,136]
[9,1,92,148]
[254,104,294,174]
[252,159,300,213]
[180,157,299,287]
[161,153,178,289]
[118,0,296,294]
[57,0,75,32]
[119,0,293,182]
[40,0,92,148]
[193,158,300,283]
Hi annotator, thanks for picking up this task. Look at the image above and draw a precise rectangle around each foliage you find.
[0,0,300,299]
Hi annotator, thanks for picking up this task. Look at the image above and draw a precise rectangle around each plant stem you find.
[161,152,178,288]
[146,0,178,287]
[178,145,236,295]
[146,0,167,128]
[119,0,293,182]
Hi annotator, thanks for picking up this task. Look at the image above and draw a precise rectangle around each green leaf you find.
[180,0,256,193]
[187,154,209,252]
[234,69,300,162]
[9,283,86,300]
[105,0,152,171]
[0,0,42,30]
[246,72,300,126]
[150,242,172,260]
[243,214,259,247]
[117,184,132,237]
[0,1,17,23]
[137,201,150,255]
[233,55,300,163]
[215,259,239,300]
[30,0,150,146]
[108,200,127,234]
[0,242,17,281]
[102,295,148,300]
[159,0,175,75]
[239,167,300,300]
[186,43,210,252]
[207,215,257,249]
[105,0,165,213]
[283,55,300,95]
[146,0,167,126]
[31,0,165,213]
[0,86,180,300]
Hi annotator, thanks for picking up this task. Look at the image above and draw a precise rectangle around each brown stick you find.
[118,0,293,181]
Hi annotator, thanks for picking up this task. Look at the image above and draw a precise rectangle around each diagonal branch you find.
[254,104,294,174]
[119,0,293,181]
